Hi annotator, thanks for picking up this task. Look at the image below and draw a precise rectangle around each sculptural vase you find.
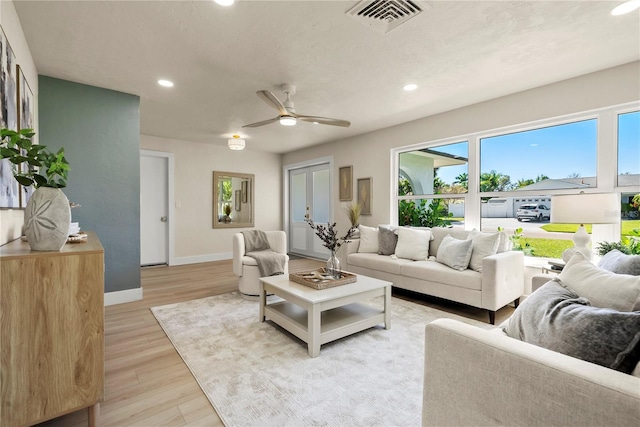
[24,187,71,251]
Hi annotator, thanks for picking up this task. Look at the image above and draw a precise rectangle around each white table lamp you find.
[550,193,619,261]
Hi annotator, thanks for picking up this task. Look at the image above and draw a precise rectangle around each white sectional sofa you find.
[423,252,640,425]
[423,318,640,426]
[343,226,524,324]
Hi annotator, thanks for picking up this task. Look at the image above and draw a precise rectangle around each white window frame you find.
[391,100,640,253]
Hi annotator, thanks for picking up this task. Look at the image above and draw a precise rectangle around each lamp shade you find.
[550,193,619,224]
[228,135,245,150]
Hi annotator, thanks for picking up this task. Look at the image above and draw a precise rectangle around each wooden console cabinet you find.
[0,232,104,426]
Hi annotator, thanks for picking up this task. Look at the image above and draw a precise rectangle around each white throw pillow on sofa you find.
[395,227,433,261]
[467,229,500,272]
[358,225,379,253]
[436,235,473,271]
[558,251,640,312]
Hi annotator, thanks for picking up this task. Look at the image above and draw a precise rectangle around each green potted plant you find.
[1,128,71,251]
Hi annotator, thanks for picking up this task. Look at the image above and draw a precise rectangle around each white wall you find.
[282,62,640,237]
[140,135,282,263]
[0,0,38,245]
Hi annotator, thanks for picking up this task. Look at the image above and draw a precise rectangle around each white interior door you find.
[140,153,169,266]
[289,163,331,259]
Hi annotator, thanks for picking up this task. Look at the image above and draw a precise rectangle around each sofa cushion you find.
[358,225,379,253]
[395,227,433,261]
[466,229,500,273]
[378,225,398,255]
[401,260,482,291]
[505,280,640,375]
[558,252,640,311]
[598,249,640,276]
[436,235,473,271]
[347,253,413,275]
[429,227,470,258]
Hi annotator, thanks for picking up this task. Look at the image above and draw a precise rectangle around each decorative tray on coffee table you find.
[289,269,357,290]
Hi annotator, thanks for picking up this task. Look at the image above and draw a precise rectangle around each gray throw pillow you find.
[436,235,473,271]
[505,280,640,374]
[598,249,640,276]
[378,225,398,255]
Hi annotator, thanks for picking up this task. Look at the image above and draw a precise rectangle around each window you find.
[480,119,597,192]
[398,141,468,229]
[392,102,638,260]
[617,111,640,187]
[398,141,468,195]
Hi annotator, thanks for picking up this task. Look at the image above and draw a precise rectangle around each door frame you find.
[283,155,334,256]
[140,149,176,266]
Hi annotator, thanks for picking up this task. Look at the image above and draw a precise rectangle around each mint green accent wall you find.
[38,76,140,294]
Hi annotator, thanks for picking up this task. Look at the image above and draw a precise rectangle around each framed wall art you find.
[357,177,372,215]
[0,27,19,209]
[241,180,249,203]
[339,165,352,201]
[235,189,241,211]
[17,64,35,207]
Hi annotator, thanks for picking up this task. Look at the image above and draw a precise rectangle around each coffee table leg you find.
[308,305,321,357]
[259,281,266,322]
[384,285,391,329]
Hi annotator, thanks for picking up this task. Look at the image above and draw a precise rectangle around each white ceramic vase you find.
[24,187,71,251]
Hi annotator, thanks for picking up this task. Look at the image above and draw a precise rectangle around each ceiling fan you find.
[242,84,351,128]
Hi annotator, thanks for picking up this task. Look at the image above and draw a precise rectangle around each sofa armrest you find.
[481,251,524,311]
[532,273,556,293]
[232,233,245,277]
[341,238,360,270]
[423,318,640,427]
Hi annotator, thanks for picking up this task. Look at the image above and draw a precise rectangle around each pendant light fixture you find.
[228,134,245,150]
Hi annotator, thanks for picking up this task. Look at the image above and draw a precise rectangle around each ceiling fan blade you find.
[256,90,288,116]
[297,115,351,127]
[242,117,280,128]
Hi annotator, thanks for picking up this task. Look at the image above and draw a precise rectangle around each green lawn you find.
[521,237,575,259]
[541,220,640,236]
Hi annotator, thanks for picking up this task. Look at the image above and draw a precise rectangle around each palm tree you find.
[453,172,468,190]
[480,170,511,192]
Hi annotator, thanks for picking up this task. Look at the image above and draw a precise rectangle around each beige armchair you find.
[232,231,289,299]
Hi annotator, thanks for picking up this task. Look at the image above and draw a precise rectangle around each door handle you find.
[160,216,167,222]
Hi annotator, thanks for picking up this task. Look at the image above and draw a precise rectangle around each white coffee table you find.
[259,273,391,357]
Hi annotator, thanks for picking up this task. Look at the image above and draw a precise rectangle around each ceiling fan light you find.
[611,0,640,15]
[280,116,297,126]
[227,135,245,150]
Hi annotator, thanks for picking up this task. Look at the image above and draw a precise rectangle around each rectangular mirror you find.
[213,171,255,228]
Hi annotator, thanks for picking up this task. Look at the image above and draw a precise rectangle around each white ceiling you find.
[13,0,640,154]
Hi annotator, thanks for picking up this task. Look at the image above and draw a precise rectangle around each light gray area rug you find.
[151,292,490,427]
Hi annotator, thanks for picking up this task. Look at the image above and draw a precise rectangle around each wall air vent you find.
[346,0,423,34]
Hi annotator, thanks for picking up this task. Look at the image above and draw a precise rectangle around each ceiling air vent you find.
[346,0,423,34]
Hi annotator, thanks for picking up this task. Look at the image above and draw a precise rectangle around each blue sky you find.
[432,112,639,186]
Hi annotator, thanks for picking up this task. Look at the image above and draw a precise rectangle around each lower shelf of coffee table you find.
[264,300,385,345]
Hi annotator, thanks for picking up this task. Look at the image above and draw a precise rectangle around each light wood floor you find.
[39,257,514,427]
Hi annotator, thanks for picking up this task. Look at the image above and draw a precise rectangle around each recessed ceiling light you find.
[158,79,174,87]
[403,83,417,91]
[214,0,235,6]
[611,0,640,15]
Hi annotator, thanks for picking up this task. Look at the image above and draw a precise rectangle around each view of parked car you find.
[516,203,550,221]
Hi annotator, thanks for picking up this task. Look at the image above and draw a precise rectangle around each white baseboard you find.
[104,287,143,306]
[173,252,232,266]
